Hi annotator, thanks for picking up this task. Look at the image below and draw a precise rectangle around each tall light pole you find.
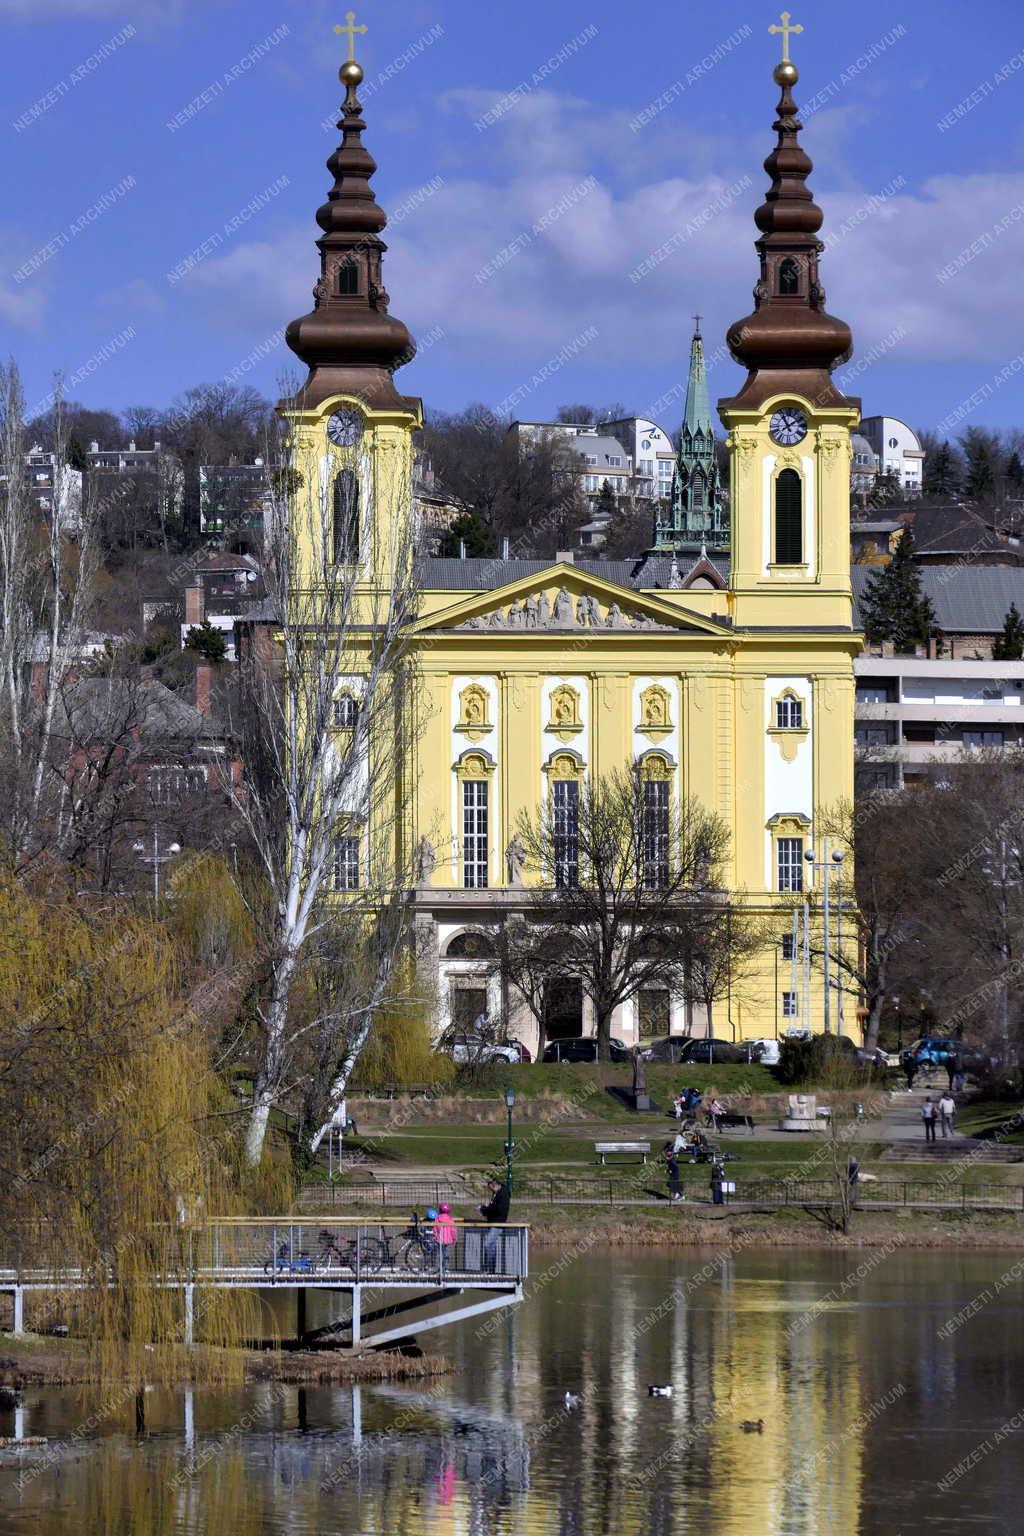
[503,1086,516,1193]
[133,826,182,904]
[804,841,846,1034]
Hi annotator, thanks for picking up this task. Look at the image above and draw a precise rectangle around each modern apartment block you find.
[855,655,1024,790]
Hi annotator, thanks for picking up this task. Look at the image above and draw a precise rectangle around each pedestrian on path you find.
[938,1092,956,1138]
[711,1159,725,1206]
[902,1056,918,1092]
[921,1096,938,1143]
[664,1145,684,1202]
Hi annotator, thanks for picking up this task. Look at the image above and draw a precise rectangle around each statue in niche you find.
[505,835,527,887]
[548,684,582,741]
[554,588,573,625]
[415,836,436,886]
[537,593,552,626]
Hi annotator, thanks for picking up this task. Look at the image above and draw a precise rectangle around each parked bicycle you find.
[263,1241,317,1278]
[314,1228,388,1275]
[384,1211,438,1274]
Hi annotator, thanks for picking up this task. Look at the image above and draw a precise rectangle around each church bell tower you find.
[720,15,859,631]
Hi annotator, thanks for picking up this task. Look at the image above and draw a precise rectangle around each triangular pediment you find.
[408,563,731,637]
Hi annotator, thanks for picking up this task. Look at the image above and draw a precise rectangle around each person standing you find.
[664,1145,684,1202]
[938,1092,956,1139]
[433,1202,458,1273]
[902,1055,918,1092]
[711,1160,725,1206]
[479,1176,510,1273]
[847,1156,861,1207]
[921,1096,937,1143]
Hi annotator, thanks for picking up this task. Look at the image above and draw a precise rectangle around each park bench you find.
[707,1110,756,1135]
[594,1141,651,1166]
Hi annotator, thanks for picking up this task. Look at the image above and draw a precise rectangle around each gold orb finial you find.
[773,60,799,88]
[340,58,364,88]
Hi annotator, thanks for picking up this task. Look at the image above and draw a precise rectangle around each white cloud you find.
[174,91,1024,409]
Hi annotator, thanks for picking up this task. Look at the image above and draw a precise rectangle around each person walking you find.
[707,1097,725,1133]
[479,1176,510,1273]
[710,1160,725,1206]
[902,1055,918,1092]
[847,1156,861,1207]
[664,1145,684,1202]
[921,1096,938,1143]
[938,1092,956,1139]
[673,1092,685,1123]
[950,1050,965,1093]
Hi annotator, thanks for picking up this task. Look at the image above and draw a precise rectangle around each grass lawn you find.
[448,1061,783,1111]
[953,1098,1024,1143]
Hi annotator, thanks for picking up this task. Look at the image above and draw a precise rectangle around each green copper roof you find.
[682,325,713,438]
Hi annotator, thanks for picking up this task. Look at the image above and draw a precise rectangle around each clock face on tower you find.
[769,407,808,447]
[327,408,364,448]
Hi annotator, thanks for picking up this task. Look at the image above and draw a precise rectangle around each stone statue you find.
[537,592,552,626]
[415,836,436,886]
[576,596,588,627]
[607,602,626,629]
[587,595,602,626]
[554,588,573,625]
[668,559,682,591]
[631,1047,651,1110]
[524,595,539,629]
[505,835,527,887]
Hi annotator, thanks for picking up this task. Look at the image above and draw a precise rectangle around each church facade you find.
[279,35,861,1052]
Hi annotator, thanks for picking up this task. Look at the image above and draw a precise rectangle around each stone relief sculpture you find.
[505,835,527,887]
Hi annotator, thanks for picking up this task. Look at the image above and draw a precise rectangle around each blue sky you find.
[2,0,1023,438]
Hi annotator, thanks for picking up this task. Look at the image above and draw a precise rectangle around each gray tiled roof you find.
[852,564,1024,633]
[416,554,730,593]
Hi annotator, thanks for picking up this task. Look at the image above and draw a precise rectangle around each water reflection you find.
[1,1249,1022,1533]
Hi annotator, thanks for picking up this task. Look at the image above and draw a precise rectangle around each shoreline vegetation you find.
[0,1334,454,1390]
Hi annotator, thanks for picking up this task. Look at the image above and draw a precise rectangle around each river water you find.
[1,1245,1022,1535]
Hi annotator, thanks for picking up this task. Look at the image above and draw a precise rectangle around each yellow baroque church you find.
[279,36,860,1054]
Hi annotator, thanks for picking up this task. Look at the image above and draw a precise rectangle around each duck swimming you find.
[648,1385,673,1398]
[740,1418,764,1433]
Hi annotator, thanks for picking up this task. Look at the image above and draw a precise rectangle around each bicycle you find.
[387,1212,438,1274]
[314,1228,388,1276]
[263,1241,318,1278]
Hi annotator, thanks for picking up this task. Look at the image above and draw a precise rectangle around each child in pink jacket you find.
[433,1202,458,1271]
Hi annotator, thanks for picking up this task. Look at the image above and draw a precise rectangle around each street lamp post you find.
[503,1086,516,1193]
[132,826,182,904]
[804,840,846,1034]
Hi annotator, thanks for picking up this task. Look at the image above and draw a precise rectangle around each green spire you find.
[651,317,727,553]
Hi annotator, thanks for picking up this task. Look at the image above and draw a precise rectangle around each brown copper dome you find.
[721,67,855,413]
[284,63,418,412]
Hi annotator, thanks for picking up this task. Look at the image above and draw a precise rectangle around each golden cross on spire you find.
[768,10,803,63]
[334,10,367,63]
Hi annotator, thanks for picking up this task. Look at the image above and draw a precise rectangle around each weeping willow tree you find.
[0,872,262,1385]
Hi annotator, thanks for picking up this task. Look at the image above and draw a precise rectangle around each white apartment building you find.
[855,655,1024,790]
[508,417,675,502]
[859,416,924,495]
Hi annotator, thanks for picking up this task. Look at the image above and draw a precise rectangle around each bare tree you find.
[0,362,99,867]
[228,403,420,1165]
[514,766,743,1060]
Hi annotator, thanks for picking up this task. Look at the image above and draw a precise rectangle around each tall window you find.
[643,778,670,889]
[777,837,804,893]
[332,834,360,891]
[781,933,796,961]
[691,468,706,508]
[553,779,579,888]
[333,469,360,562]
[776,694,803,729]
[782,991,798,1018]
[333,693,359,730]
[774,469,803,565]
[337,260,358,295]
[463,779,489,889]
[778,258,800,295]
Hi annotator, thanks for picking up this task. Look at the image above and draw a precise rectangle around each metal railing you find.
[299,1178,474,1209]
[191,1218,528,1283]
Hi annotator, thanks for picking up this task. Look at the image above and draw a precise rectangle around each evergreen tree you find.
[438,510,497,558]
[923,440,962,500]
[860,527,937,651]
[868,470,904,509]
[183,620,228,663]
[595,478,617,522]
[992,603,1024,661]
[1006,451,1024,499]
[960,427,1000,504]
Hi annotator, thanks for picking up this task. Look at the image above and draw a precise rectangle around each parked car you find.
[448,1032,522,1066]
[641,1035,695,1064]
[542,1036,631,1063]
[901,1037,987,1071]
[743,1037,781,1066]
[678,1038,744,1065]
[501,1039,533,1063]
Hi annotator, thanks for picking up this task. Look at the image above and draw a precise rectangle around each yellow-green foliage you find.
[166,851,255,970]
[353,965,453,1091]
[0,877,261,1385]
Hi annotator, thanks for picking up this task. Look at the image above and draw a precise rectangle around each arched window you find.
[778,258,800,296]
[337,260,359,295]
[774,468,803,565]
[691,469,706,508]
[332,469,360,562]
